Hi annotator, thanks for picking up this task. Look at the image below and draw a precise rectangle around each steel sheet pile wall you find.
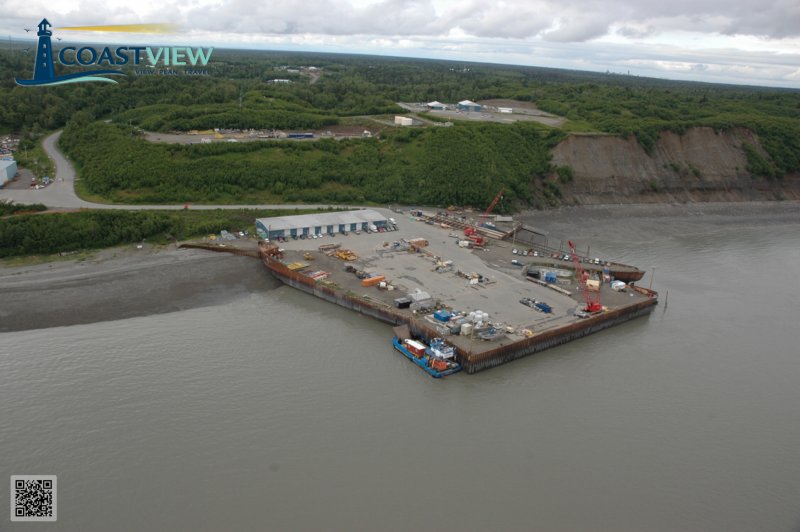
[259,242,658,374]
[460,300,657,373]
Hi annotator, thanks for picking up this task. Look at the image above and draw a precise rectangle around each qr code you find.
[10,475,57,522]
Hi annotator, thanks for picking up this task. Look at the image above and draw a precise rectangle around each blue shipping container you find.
[433,310,451,322]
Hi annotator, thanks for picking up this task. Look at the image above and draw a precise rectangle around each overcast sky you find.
[3,0,800,88]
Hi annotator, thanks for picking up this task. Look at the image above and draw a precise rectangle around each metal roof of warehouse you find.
[257,209,387,231]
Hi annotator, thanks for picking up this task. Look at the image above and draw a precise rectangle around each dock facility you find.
[255,207,658,374]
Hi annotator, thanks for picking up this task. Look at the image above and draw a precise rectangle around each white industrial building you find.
[0,159,17,187]
[394,116,413,126]
[457,100,482,112]
[256,209,390,240]
[426,101,447,110]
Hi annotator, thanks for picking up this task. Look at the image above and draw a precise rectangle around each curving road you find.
[0,130,350,211]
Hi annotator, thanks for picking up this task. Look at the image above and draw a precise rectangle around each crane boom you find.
[478,187,505,226]
[568,240,602,313]
[465,187,505,242]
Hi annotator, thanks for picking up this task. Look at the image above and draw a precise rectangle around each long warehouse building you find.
[256,209,390,239]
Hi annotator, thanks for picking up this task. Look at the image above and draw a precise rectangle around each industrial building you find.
[256,209,390,240]
[457,100,482,112]
[426,101,447,110]
[0,159,17,187]
[394,116,413,126]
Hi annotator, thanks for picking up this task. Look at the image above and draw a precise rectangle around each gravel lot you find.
[272,207,647,343]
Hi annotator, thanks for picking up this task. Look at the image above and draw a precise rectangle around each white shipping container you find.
[405,339,426,351]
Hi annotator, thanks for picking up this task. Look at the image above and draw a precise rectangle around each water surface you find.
[2,206,799,531]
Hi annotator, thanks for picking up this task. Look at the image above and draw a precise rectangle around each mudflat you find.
[0,244,277,332]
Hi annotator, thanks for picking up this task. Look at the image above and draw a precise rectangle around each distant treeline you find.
[116,103,339,132]
[0,208,319,258]
[60,120,561,208]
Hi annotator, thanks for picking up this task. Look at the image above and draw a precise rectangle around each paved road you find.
[0,130,350,211]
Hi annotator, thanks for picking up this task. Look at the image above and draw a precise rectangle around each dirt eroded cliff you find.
[550,127,800,204]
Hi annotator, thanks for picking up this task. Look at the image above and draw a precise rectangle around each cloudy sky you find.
[3,0,800,87]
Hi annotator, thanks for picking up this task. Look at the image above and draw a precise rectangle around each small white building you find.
[426,101,447,110]
[0,159,17,187]
[394,116,413,126]
[498,107,513,113]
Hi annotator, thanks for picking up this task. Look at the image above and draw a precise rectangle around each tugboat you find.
[392,326,461,378]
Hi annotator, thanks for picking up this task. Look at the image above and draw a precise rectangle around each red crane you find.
[464,187,505,243]
[568,240,603,313]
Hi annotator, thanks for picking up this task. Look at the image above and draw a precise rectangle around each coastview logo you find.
[15,19,213,87]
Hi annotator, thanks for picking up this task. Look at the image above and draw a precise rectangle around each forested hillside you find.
[59,119,559,207]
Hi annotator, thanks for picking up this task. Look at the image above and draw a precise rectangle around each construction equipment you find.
[568,240,602,313]
[464,187,505,245]
[334,249,358,261]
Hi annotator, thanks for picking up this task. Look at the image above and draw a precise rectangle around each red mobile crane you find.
[568,240,603,313]
[464,188,505,245]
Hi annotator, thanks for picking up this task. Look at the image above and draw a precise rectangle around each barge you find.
[392,326,461,378]
[423,214,646,282]
[258,238,658,374]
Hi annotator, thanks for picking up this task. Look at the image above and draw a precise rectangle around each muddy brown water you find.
[2,204,799,531]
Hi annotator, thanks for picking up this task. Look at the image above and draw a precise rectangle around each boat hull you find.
[393,337,461,378]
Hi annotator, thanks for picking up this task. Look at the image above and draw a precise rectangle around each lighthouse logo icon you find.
[15,19,124,86]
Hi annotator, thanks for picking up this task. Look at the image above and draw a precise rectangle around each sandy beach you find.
[0,243,279,332]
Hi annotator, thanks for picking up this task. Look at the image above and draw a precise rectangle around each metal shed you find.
[0,159,17,187]
[457,100,482,112]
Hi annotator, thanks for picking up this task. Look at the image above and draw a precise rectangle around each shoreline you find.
[3,201,797,333]
[0,244,278,333]
[519,199,800,221]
